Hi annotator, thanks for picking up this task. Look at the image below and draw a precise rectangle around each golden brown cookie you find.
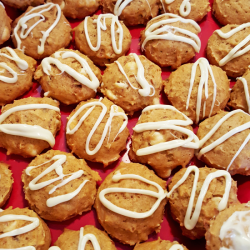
[0,97,61,158]
[12,3,72,60]
[0,162,13,208]
[213,0,250,25]
[161,0,210,22]
[100,54,163,115]
[0,47,37,106]
[164,58,230,123]
[22,150,101,221]
[74,14,132,67]
[197,110,250,175]
[0,207,51,250]
[207,24,250,78]
[66,97,129,167]
[0,3,11,45]
[168,166,239,240]
[54,225,117,250]
[95,162,167,245]
[1,0,44,9]
[34,49,102,105]
[140,13,201,69]
[102,0,160,26]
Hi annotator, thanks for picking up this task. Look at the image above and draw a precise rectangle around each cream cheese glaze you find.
[169,244,184,250]
[164,0,191,17]
[237,77,250,114]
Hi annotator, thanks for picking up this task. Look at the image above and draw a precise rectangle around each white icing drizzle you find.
[13,3,61,55]
[78,227,101,250]
[66,100,128,155]
[237,77,250,114]
[48,247,61,250]
[99,165,231,229]
[141,13,201,52]
[0,63,18,83]
[0,103,60,147]
[219,210,250,250]
[41,51,100,91]
[115,53,155,97]
[197,109,250,171]
[169,244,184,250]
[0,1,4,8]
[186,57,217,124]
[165,0,191,17]
[133,104,199,156]
[215,23,250,66]
[26,154,89,207]
[84,14,123,54]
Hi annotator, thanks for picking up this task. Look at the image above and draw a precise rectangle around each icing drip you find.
[141,13,201,52]
[0,103,60,147]
[0,63,18,83]
[0,1,4,8]
[99,165,231,229]
[237,77,250,114]
[78,227,101,250]
[219,210,250,250]
[197,109,250,171]
[186,57,217,124]
[41,51,100,91]
[165,0,191,17]
[66,101,128,155]
[48,247,61,250]
[26,154,89,207]
[115,53,155,97]
[215,23,250,66]
[13,3,61,54]
[169,244,184,250]
[84,14,124,54]
[133,104,199,156]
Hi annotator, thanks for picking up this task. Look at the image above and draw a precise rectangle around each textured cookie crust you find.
[1,0,44,9]
[0,4,11,45]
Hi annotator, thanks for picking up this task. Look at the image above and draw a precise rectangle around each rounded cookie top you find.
[140,13,201,69]
[168,166,239,240]
[164,58,230,123]
[66,97,129,167]
[0,207,51,250]
[161,0,210,22]
[22,150,101,221]
[129,104,198,178]
[12,3,72,60]
[0,2,11,45]
[95,162,167,245]
[197,110,250,175]
[102,0,160,26]
[101,54,163,115]
[74,14,132,67]
[1,0,44,9]
[0,47,37,106]
[213,0,250,25]
[0,96,61,157]
[34,49,102,105]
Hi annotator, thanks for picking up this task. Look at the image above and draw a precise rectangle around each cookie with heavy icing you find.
[140,13,201,69]
[95,162,167,245]
[0,47,37,106]
[101,54,163,115]
[0,97,61,157]
[164,58,230,124]
[12,3,72,60]
[66,97,129,167]
[35,49,101,105]
[1,0,44,9]
[168,166,239,240]
[74,14,132,66]
[0,2,11,45]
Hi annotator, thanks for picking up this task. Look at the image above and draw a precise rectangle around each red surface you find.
[0,1,247,249]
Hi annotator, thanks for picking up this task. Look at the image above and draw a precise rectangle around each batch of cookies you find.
[0,0,250,249]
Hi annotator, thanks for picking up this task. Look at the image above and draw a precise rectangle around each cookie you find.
[129,104,199,178]
[74,14,132,66]
[168,166,239,239]
[53,225,117,250]
[66,98,129,166]
[164,58,230,123]
[95,162,167,245]
[12,3,72,60]
[213,0,250,25]
[22,150,101,221]
[0,97,61,158]
[100,53,163,115]
[140,13,201,69]
[0,2,11,45]
[0,162,13,208]
[102,0,160,26]
[197,110,250,175]
[207,23,250,78]
[161,0,210,22]
[0,207,51,250]
[0,47,37,106]
[1,0,44,9]
[34,49,102,105]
